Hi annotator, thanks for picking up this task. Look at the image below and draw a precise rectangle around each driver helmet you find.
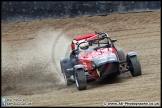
[79,42,89,50]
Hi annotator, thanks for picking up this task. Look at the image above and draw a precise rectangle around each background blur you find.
[1,1,161,23]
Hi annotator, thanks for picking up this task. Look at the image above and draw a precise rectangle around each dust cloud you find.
[1,28,69,96]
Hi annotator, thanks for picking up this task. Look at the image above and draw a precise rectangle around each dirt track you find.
[1,10,161,106]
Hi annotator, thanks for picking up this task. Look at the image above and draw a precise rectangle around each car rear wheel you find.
[74,69,87,90]
[128,56,142,77]
[117,49,126,62]
[117,49,126,71]
[60,61,71,86]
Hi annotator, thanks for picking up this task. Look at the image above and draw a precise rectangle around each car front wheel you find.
[128,56,142,77]
[74,69,87,90]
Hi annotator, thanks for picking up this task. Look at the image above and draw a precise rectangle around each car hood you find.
[79,48,117,59]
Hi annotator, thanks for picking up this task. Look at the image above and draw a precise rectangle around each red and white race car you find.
[60,31,142,90]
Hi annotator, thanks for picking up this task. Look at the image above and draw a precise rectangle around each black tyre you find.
[60,61,71,86]
[129,56,142,77]
[74,69,87,90]
[117,49,126,62]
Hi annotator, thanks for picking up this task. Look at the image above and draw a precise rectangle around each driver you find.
[79,41,93,54]
[79,42,89,51]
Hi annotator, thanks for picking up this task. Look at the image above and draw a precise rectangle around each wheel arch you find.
[60,56,74,78]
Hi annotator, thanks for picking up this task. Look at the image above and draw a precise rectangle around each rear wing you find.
[71,33,99,50]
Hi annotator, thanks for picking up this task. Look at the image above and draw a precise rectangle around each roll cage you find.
[88,32,117,50]
[70,32,117,56]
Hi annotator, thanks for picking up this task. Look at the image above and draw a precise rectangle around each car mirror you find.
[111,39,117,43]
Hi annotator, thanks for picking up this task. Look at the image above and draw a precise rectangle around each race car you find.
[60,31,142,90]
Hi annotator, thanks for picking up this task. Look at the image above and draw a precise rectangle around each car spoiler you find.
[75,33,98,41]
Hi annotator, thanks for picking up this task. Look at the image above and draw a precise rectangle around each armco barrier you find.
[1,1,161,23]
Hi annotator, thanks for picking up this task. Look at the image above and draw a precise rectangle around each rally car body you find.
[60,32,142,90]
